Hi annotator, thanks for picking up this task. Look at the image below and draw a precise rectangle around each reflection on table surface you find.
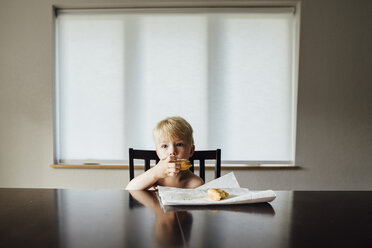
[1,189,372,248]
[129,190,191,247]
[129,190,281,247]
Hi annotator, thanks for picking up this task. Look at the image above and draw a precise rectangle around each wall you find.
[0,0,371,190]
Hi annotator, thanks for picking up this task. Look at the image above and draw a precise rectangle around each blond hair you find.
[153,116,194,146]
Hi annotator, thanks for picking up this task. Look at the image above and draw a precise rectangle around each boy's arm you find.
[125,166,160,190]
[125,156,180,190]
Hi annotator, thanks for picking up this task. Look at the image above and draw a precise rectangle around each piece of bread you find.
[208,188,229,201]
[177,159,192,170]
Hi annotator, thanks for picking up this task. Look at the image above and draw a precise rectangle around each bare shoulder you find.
[184,173,204,189]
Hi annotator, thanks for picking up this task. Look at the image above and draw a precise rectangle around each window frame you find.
[53,4,301,168]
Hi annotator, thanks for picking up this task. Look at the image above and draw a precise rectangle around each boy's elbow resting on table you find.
[126,172,158,190]
[126,181,153,190]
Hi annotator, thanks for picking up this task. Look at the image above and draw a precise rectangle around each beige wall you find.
[0,0,371,190]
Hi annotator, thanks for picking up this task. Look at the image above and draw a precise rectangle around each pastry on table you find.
[208,188,229,201]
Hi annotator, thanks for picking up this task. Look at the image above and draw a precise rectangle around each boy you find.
[125,116,204,190]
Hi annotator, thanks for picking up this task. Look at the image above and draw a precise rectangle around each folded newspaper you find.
[157,172,276,206]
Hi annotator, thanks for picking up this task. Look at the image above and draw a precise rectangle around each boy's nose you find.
[169,145,176,155]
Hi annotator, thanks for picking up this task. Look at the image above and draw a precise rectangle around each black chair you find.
[129,148,221,181]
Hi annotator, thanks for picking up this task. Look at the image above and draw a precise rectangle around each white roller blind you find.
[55,8,298,164]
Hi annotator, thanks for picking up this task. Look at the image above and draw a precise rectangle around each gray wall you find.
[0,0,371,190]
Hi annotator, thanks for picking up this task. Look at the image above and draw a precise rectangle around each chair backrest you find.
[129,148,159,180]
[128,148,221,181]
[189,149,221,181]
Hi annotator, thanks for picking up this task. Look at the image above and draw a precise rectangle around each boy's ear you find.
[190,145,195,158]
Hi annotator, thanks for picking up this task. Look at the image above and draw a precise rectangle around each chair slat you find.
[215,149,221,179]
[145,159,150,171]
[199,160,205,181]
[129,148,135,180]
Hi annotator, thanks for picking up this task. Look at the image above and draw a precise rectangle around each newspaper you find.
[157,172,276,206]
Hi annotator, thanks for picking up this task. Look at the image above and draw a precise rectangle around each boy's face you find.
[155,137,195,160]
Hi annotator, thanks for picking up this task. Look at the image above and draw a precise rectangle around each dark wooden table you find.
[0,189,371,248]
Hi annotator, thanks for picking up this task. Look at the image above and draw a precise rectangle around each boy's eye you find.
[161,144,168,148]
[176,143,184,147]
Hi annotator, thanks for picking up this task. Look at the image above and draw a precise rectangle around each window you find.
[55,7,299,166]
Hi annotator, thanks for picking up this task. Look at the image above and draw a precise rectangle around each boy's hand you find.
[155,155,181,179]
